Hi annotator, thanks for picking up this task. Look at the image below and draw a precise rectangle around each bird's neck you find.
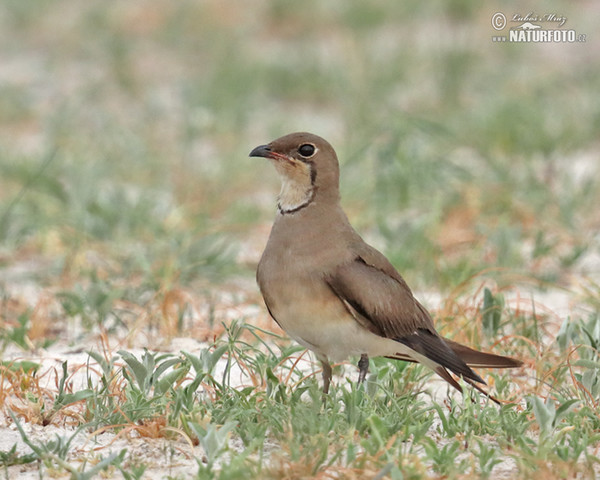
[277,177,315,214]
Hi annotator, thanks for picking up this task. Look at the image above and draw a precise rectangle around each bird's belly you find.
[270,292,407,363]
[301,319,407,363]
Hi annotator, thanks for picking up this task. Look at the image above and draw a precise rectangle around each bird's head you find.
[250,132,340,213]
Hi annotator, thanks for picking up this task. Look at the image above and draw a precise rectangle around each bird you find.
[250,132,523,404]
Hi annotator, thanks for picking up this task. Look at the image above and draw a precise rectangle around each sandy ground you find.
[2,260,594,479]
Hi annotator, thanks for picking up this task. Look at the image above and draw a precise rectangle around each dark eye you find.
[298,144,315,157]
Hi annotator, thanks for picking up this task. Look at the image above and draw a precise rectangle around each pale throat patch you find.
[273,159,314,213]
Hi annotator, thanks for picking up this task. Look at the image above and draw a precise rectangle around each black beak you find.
[249,144,273,159]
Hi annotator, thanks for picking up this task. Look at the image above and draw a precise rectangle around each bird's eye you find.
[298,144,316,158]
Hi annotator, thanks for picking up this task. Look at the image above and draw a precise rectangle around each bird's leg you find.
[320,358,332,395]
[357,354,369,384]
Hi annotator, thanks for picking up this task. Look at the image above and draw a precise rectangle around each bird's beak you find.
[249,144,274,159]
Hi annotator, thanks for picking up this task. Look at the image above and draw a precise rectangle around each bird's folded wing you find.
[325,255,485,383]
[325,255,433,339]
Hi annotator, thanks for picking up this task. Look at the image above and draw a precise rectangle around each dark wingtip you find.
[398,330,486,385]
[445,339,524,369]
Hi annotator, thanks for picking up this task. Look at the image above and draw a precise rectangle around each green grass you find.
[3,316,600,478]
[1,0,599,478]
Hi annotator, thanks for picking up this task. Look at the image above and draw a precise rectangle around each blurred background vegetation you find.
[0,0,598,300]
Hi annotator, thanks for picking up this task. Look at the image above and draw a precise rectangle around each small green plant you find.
[528,396,580,437]
[0,311,55,353]
[0,444,37,467]
[118,349,188,398]
[46,361,94,425]
[476,439,503,478]
[423,438,465,476]
[481,287,503,338]
[190,421,237,472]
[117,459,147,480]
[57,279,126,332]
[0,312,31,351]
[10,412,125,478]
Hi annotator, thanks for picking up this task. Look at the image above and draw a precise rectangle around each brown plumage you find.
[251,132,522,404]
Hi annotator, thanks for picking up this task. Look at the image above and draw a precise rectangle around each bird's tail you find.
[386,339,522,405]
[444,339,523,369]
